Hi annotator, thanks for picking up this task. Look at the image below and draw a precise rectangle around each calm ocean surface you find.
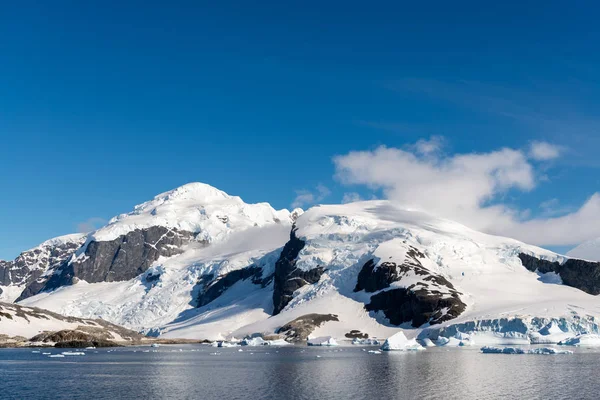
[1,344,598,399]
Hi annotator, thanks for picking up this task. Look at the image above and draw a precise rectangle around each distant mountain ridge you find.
[3,182,600,346]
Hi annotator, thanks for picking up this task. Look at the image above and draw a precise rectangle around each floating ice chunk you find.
[217,341,239,348]
[368,350,382,354]
[241,337,291,346]
[420,338,436,347]
[481,346,572,355]
[31,350,41,353]
[48,354,65,358]
[435,337,463,347]
[151,343,160,348]
[307,337,339,347]
[529,347,573,355]
[267,339,291,346]
[85,347,96,350]
[61,352,86,356]
[559,334,600,347]
[242,337,266,346]
[381,332,424,351]
[352,338,381,345]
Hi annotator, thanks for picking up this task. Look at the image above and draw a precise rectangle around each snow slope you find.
[16,189,600,344]
[89,182,300,243]
[568,238,600,261]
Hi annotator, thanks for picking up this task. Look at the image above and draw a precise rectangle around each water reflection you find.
[1,345,600,400]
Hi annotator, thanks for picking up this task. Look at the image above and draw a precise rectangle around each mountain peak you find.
[150,182,232,205]
[91,182,293,243]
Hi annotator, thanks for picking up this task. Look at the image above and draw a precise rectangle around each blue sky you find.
[1,1,600,259]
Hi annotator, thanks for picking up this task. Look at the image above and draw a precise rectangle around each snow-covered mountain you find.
[0,234,86,302]
[8,182,600,345]
[568,238,600,261]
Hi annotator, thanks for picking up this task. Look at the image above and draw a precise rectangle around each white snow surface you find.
[16,196,600,344]
[89,182,296,242]
[568,238,600,261]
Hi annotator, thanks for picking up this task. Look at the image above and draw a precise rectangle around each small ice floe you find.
[368,350,382,355]
[240,337,292,347]
[307,337,339,347]
[31,350,41,354]
[217,341,238,348]
[48,354,65,358]
[61,352,86,356]
[481,346,572,355]
[316,355,321,358]
[559,334,600,347]
[352,338,381,346]
[85,347,96,350]
[42,352,51,355]
[381,332,424,351]
[151,343,160,348]
[238,349,244,352]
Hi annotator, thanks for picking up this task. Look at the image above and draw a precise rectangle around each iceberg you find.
[61,352,86,356]
[241,337,291,346]
[481,346,572,355]
[381,332,424,351]
[352,338,381,345]
[307,336,338,346]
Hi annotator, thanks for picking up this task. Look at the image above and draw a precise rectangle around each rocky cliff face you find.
[0,235,85,300]
[519,253,600,295]
[354,245,466,327]
[272,229,324,315]
[17,227,195,301]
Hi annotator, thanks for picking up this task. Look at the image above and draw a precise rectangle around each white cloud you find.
[341,192,362,204]
[77,217,107,233]
[413,135,445,156]
[529,141,562,161]
[291,184,331,208]
[333,139,600,246]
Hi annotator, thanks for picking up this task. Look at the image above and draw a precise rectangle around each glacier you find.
[1,182,599,347]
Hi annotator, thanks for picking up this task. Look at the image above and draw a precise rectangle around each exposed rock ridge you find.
[355,245,466,327]
[17,226,195,301]
[272,229,324,315]
[519,253,600,295]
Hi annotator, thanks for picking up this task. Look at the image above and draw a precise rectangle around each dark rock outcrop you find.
[345,330,369,339]
[0,236,85,299]
[277,313,339,342]
[366,287,466,327]
[197,266,271,307]
[18,227,194,301]
[519,253,600,295]
[30,330,121,348]
[272,229,324,315]
[354,247,427,293]
[355,245,466,327]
